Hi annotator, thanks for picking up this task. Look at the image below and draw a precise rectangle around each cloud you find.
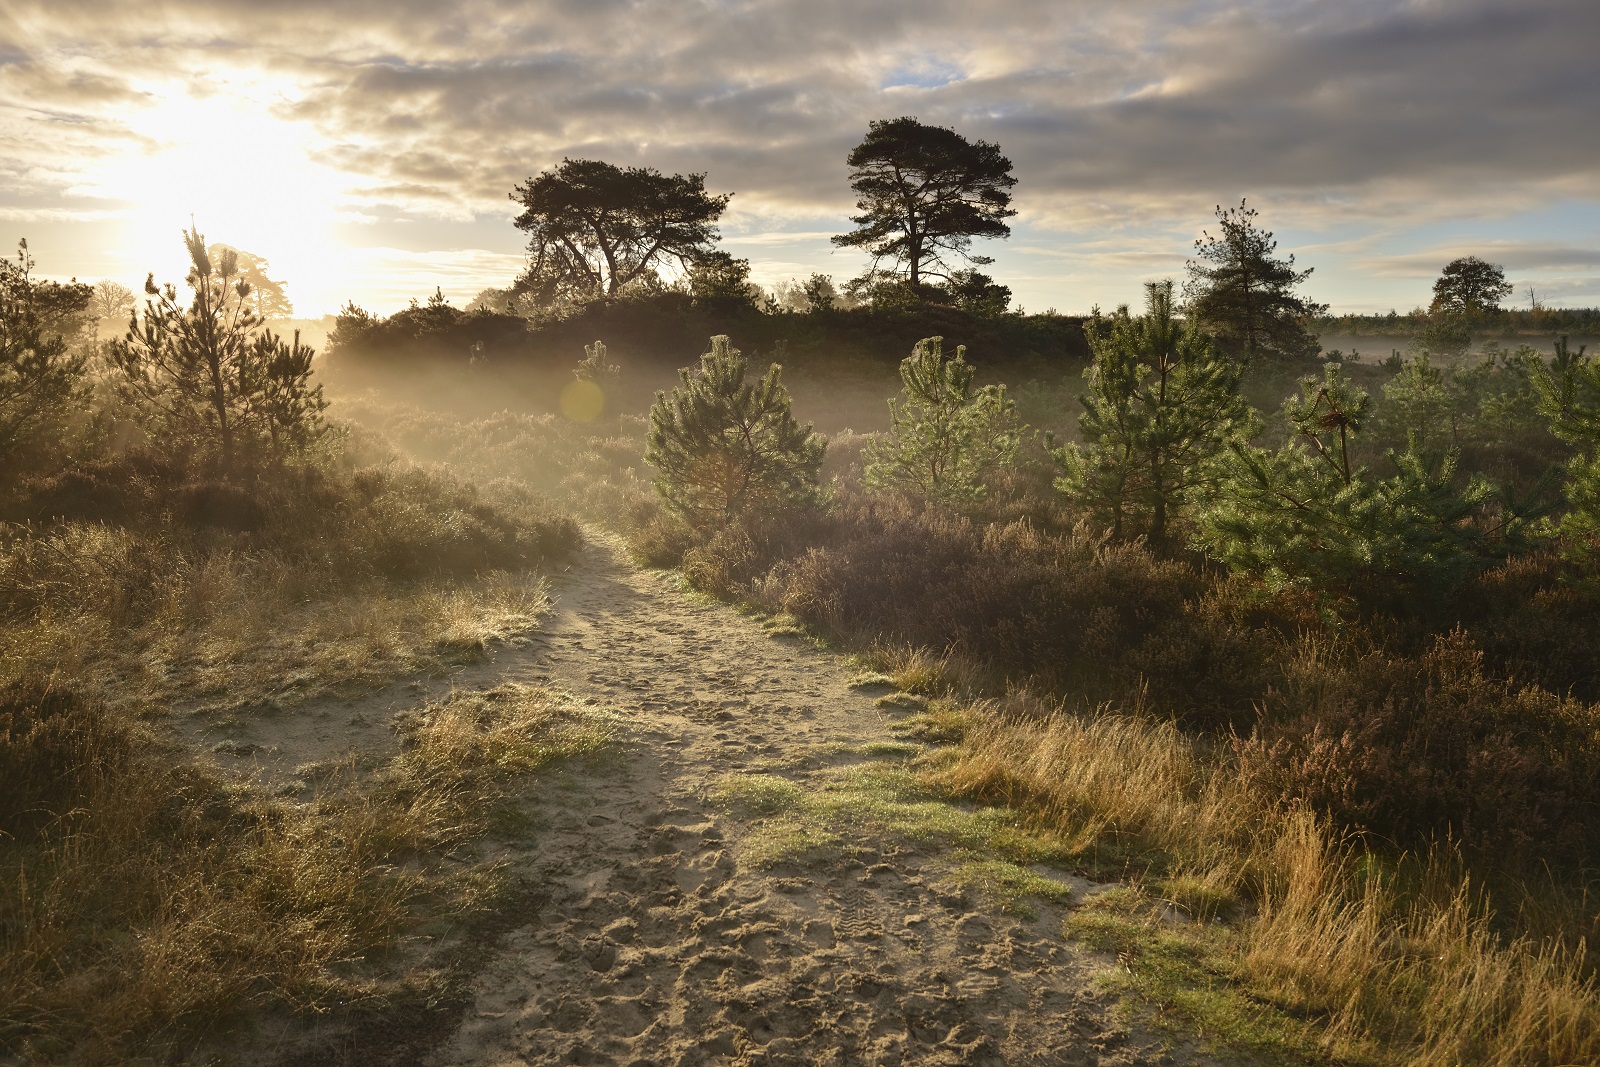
[1363,243,1600,278]
[3,0,1598,312]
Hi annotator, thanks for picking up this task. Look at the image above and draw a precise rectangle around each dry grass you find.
[0,681,615,1065]
[0,441,592,1063]
[932,702,1600,1066]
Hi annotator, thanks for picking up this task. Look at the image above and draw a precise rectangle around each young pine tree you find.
[646,335,825,527]
[1056,281,1253,543]
[110,228,329,470]
[863,336,1020,504]
[1196,362,1504,596]
[1528,336,1600,544]
[574,339,622,389]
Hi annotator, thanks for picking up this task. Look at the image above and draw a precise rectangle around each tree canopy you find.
[511,159,731,307]
[1184,199,1326,363]
[1431,255,1513,317]
[209,244,293,319]
[110,228,327,470]
[832,117,1016,289]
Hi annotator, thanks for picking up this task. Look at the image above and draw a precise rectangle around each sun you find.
[90,76,356,315]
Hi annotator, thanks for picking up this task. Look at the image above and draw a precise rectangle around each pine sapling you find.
[646,335,825,527]
[863,336,1020,503]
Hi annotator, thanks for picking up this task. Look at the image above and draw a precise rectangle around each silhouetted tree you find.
[0,239,92,461]
[800,273,839,313]
[941,270,1013,317]
[511,159,731,307]
[1184,200,1326,363]
[89,278,136,323]
[686,250,757,310]
[1432,256,1513,317]
[646,336,824,526]
[209,243,292,319]
[110,228,327,470]
[832,117,1016,289]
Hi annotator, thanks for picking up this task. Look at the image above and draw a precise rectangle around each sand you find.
[200,530,1220,1066]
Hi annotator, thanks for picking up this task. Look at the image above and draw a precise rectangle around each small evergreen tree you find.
[800,273,838,313]
[0,239,92,462]
[252,328,330,458]
[863,336,1020,504]
[1056,281,1253,542]
[1528,336,1600,543]
[574,339,621,389]
[1196,362,1506,595]
[646,335,824,526]
[110,227,328,470]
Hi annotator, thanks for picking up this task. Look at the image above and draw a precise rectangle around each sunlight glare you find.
[98,79,355,316]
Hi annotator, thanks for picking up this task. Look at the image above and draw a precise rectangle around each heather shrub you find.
[1459,550,1600,699]
[1240,631,1600,866]
[669,491,1279,726]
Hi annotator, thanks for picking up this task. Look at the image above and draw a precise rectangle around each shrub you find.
[1240,632,1600,866]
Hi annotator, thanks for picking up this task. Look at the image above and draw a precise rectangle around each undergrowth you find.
[0,681,614,1064]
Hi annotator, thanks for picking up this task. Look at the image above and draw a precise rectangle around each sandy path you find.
[423,531,1198,1067]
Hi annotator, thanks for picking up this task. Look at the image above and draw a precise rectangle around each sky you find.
[3,0,1599,318]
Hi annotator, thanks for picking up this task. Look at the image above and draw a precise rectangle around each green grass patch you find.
[708,759,1071,873]
[875,691,929,711]
[890,703,975,743]
[1065,889,1342,1065]
[859,740,921,759]
[943,857,1075,918]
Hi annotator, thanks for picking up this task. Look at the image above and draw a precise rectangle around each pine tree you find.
[0,239,91,462]
[863,336,1020,504]
[1183,200,1326,363]
[110,227,328,470]
[1196,362,1505,595]
[1528,336,1600,543]
[574,339,621,389]
[1056,281,1253,543]
[646,336,825,526]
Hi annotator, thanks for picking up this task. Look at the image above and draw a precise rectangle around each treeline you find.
[1320,306,1600,337]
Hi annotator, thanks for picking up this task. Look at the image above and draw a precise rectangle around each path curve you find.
[427,531,1193,1067]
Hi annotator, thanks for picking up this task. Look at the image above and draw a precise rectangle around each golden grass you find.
[0,682,614,1064]
[931,702,1600,1066]
[0,520,551,712]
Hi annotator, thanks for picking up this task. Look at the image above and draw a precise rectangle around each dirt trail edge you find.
[432,530,1201,1067]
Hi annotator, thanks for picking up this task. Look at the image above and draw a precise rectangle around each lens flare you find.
[560,380,606,422]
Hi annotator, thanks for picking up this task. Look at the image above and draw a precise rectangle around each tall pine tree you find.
[1183,200,1326,364]
[1057,281,1253,543]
